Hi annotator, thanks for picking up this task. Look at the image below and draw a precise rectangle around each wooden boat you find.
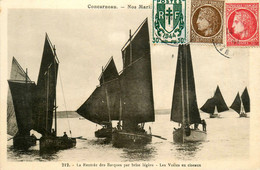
[34,34,76,152]
[200,86,229,118]
[8,57,37,150]
[112,18,155,148]
[77,57,120,139]
[171,44,206,143]
[94,122,112,138]
[9,34,76,152]
[230,87,250,117]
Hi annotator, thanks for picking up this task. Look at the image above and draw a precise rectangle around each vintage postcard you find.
[0,0,260,170]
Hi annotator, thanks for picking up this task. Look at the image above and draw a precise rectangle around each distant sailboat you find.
[200,86,229,118]
[8,57,37,149]
[77,57,120,139]
[112,18,155,147]
[230,87,250,117]
[171,44,206,143]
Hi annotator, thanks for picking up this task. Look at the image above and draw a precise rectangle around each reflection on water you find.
[121,144,156,162]
[8,145,59,161]
[7,113,249,162]
[173,142,204,160]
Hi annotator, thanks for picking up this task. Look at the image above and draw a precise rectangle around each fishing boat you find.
[200,86,229,118]
[77,57,120,139]
[230,87,250,117]
[111,18,155,148]
[33,33,76,152]
[171,44,206,143]
[8,57,37,150]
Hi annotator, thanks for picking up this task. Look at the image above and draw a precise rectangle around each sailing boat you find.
[77,57,120,139]
[111,18,155,147]
[32,33,76,152]
[230,87,250,117]
[8,57,37,150]
[171,44,206,143]
[200,86,229,118]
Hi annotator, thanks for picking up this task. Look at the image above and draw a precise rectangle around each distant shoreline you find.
[57,109,171,118]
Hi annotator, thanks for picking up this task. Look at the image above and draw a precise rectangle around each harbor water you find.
[7,110,249,162]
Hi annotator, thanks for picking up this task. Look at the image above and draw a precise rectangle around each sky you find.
[7,8,249,111]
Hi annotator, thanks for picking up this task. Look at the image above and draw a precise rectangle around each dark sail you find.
[77,79,120,124]
[171,44,201,124]
[8,80,36,136]
[77,58,120,124]
[200,98,216,114]
[33,34,59,134]
[99,57,119,85]
[8,57,33,136]
[230,93,241,114]
[120,18,155,127]
[214,86,229,112]
[200,86,228,114]
[241,87,250,113]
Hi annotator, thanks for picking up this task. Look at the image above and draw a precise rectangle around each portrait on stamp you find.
[226,3,259,46]
[192,6,221,37]
[190,0,224,43]
[229,9,257,40]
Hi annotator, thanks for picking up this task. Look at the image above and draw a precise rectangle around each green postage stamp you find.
[153,0,186,44]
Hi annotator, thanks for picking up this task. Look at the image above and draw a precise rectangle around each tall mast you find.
[185,46,190,125]
[180,47,185,126]
[119,97,122,126]
[102,66,111,122]
[54,45,57,136]
[45,69,49,132]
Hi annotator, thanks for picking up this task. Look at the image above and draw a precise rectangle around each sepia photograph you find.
[1,0,260,169]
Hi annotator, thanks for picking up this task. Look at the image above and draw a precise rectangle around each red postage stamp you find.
[226,3,259,47]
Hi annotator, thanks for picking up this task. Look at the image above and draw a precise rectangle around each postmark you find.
[152,0,186,44]
[226,3,259,47]
[190,0,224,44]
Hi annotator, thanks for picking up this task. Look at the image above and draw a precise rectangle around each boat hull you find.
[13,135,37,150]
[95,128,112,138]
[112,130,152,148]
[210,114,220,118]
[240,113,247,117]
[173,128,207,143]
[40,136,76,152]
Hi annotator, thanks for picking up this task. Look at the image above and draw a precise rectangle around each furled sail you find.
[33,33,59,135]
[241,87,250,113]
[120,18,155,127]
[200,86,229,114]
[230,93,241,114]
[171,44,201,124]
[77,57,120,124]
[7,57,32,136]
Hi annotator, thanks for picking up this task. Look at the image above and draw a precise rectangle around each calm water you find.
[7,111,249,162]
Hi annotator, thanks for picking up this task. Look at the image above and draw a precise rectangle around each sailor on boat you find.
[63,132,68,138]
[201,119,207,132]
